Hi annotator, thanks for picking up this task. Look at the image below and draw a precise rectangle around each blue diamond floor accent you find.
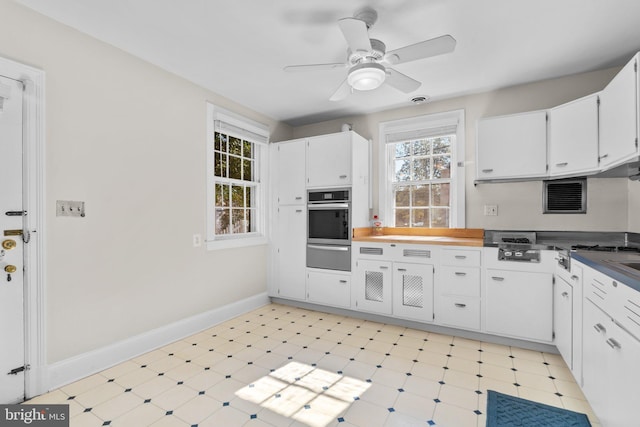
[486,390,591,427]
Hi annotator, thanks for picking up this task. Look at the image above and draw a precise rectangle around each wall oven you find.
[307,189,351,271]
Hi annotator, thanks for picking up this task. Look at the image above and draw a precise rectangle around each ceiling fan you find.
[284,7,456,101]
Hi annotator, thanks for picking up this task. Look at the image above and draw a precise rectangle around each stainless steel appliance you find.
[307,189,351,271]
[490,231,541,263]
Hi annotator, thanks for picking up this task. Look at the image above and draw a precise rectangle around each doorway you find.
[0,56,45,403]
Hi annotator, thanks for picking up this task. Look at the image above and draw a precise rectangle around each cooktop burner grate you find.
[572,244,640,253]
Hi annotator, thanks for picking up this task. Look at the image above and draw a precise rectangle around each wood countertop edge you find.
[352,227,485,247]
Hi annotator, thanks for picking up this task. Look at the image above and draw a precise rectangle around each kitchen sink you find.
[618,262,640,271]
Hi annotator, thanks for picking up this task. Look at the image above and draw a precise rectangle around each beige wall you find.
[0,0,292,363]
[629,180,640,233]
[288,67,630,232]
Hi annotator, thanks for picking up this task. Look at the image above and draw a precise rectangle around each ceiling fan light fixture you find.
[348,62,386,91]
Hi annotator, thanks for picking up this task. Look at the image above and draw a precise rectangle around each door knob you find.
[2,239,16,250]
[5,265,17,273]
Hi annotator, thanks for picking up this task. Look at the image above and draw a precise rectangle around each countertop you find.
[352,227,484,247]
[572,250,640,293]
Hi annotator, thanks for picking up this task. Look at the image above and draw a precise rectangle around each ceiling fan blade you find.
[385,68,422,93]
[329,79,351,101]
[338,17,372,53]
[284,63,346,72]
[385,35,456,65]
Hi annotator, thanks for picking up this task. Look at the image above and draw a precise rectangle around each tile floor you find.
[26,303,600,427]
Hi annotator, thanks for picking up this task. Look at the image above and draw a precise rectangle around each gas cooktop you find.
[572,245,640,253]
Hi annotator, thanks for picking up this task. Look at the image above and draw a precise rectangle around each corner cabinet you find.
[476,110,548,181]
[548,94,599,177]
[599,52,639,170]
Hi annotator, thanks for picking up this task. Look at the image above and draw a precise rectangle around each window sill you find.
[206,236,268,251]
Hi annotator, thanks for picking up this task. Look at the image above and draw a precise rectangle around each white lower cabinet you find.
[273,205,306,300]
[353,259,393,315]
[437,248,482,330]
[485,269,553,342]
[437,296,481,330]
[392,262,434,322]
[307,269,351,308]
[582,297,640,427]
[553,275,574,369]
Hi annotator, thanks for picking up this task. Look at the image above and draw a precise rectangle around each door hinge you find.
[7,365,29,375]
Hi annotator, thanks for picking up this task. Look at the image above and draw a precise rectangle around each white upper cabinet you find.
[307,132,352,188]
[476,110,548,181]
[275,139,306,205]
[599,52,639,169]
[549,94,599,177]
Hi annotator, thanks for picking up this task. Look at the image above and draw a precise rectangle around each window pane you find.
[432,183,450,206]
[231,184,245,207]
[412,158,430,181]
[433,155,451,179]
[412,139,428,156]
[215,183,229,207]
[243,159,253,181]
[412,208,429,227]
[243,140,253,158]
[247,209,255,232]
[395,209,410,227]
[229,136,242,155]
[394,159,411,182]
[215,132,227,151]
[432,136,451,155]
[246,186,253,208]
[214,152,227,177]
[395,142,410,158]
[395,186,410,207]
[215,208,230,235]
[412,185,430,206]
[232,209,247,233]
[431,208,450,227]
[229,155,242,180]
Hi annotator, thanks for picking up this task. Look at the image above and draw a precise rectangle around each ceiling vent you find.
[543,178,587,214]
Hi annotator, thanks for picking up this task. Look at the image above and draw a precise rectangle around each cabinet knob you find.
[570,275,579,281]
[561,291,569,298]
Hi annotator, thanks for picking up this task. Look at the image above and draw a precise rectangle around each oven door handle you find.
[308,203,350,209]
[307,244,350,252]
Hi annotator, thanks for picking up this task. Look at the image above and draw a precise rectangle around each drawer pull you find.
[454,303,467,308]
[606,338,621,349]
[556,162,568,167]
[571,275,579,281]
[339,174,348,179]
[491,276,505,281]
[397,268,407,272]
[295,196,303,200]
[295,209,303,213]
[455,255,467,259]
[482,169,493,173]
[339,280,348,284]
[593,323,606,333]
[455,272,467,276]
[380,266,389,270]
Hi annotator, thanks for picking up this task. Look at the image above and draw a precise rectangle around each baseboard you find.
[44,292,270,393]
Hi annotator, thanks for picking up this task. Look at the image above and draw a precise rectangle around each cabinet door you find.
[599,53,639,169]
[581,298,609,424]
[392,262,434,322]
[307,270,351,308]
[553,276,573,370]
[476,111,548,180]
[274,205,306,300]
[485,269,553,342]
[353,259,392,314]
[549,94,599,176]
[307,133,352,188]
[276,139,306,205]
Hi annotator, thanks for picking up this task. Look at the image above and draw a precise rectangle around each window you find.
[379,110,465,228]
[207,103,269,249]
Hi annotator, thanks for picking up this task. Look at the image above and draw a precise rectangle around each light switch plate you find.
[56,200,85,217]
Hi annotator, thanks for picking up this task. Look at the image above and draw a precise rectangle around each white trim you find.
[45,292,270,392]
[378,109,466,228]
[0,55,46,399]
[206,236,268,250]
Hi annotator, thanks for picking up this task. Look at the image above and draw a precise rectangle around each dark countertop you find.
[571,250,640,293]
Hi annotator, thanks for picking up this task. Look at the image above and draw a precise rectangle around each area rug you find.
[486,390,591,427]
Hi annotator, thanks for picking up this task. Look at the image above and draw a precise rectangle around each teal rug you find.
[486,390,591,427]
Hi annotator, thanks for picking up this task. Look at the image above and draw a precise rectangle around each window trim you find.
[378,110,466,228]
[206,103,269,250]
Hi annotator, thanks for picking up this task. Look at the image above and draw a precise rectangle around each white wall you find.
[629,180,640,233]
[0,0,292,364]
[287,67,629,232]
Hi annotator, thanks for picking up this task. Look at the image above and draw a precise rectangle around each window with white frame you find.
[206,103,269,249]
[379,110,465,228]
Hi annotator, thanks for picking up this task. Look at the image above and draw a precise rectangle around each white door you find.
[0,75,25,404]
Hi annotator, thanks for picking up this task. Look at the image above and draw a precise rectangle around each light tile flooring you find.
[27,304,600,427]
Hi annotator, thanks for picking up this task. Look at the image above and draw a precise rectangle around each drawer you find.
[354,243,390,260]
[442,248,481,267]
[437,296,480,330]
[440,266,481,297]
[617,284,640,340]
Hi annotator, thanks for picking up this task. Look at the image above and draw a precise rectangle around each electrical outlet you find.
[484,205,498,216]
[193,234,202,247]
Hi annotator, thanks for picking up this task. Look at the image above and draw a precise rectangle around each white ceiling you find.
[14,0,640,126]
